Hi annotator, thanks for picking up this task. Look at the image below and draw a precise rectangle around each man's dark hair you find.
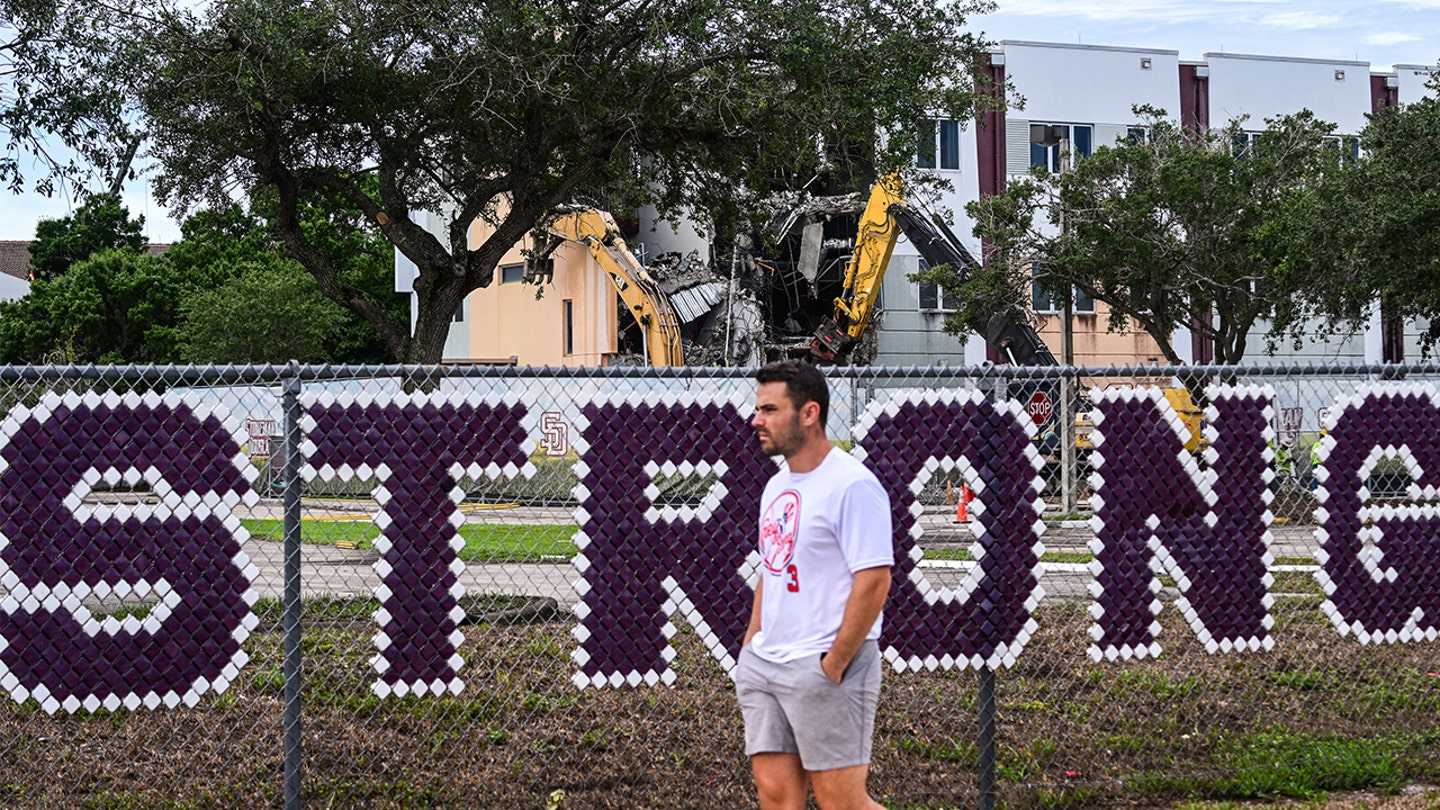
[755,360,829,424]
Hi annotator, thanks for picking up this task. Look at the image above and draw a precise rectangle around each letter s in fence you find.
[0,392,261,713]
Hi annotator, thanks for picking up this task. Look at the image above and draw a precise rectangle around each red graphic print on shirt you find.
[759,490,801,574]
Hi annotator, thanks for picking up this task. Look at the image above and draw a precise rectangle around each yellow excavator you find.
[802,175,1210,456]
[532,209,685,367]
[811,174,1056,368]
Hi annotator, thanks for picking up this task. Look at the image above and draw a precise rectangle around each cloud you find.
[1258,12,1345,30]
[1367,31,1423,45]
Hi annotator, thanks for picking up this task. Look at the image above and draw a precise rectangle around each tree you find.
[99,0,996,363]
[179,263,346,364]
[0,0,140,194]
[166,202,406,364]
[0,202,402,364]
[929,108,1354,366]
[0,249,190,363]
[1305,71,1440,355]
[27,192,147,281]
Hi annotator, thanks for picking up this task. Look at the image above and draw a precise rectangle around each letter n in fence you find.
[0,393,261,713]
[1315,385,1440,644]
[301,392,532,698]
[570,395,772,688]
[1088,385,1274,661]
[854,391,1047,671]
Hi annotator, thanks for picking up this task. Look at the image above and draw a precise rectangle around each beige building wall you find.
[1032,300,1168,366]
[457,220,618,367]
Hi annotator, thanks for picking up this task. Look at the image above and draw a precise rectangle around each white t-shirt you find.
[750,448,894,663]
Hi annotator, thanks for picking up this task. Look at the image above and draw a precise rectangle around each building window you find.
[1032,277,1056,314]
[1031,266,1094,314]
[916,259,951,312]
[1126,126,1149,145]
[1324,134,1361,162]
[563,299,574,356]
[917,119,961,170]
[501,263,525,284]
[917,120,936,169]
[1232,130,1264,158]
[453,303,465,323]
[1030,123,1093,172]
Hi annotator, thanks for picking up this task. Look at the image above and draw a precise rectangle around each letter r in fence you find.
[301,392,532,698]
[0,392,261,713]
[1087,385,1275,661]
[1315,385,1440,644]
[570,395,773,687]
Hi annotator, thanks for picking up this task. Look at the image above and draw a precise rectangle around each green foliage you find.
[956,107,1355,365]
[0,0,140,195]
[106,0,998,362]
[28,193,147,281]
[0,248,191,363]
[173,202,403,364]
[1130,732,1410,802]
[179,262,346,363]
[1311,72,1440,355]
[0,199,401,365]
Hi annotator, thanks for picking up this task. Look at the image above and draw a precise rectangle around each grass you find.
[241,518,576,561]
[1129,731,1410,802]
[9,594,1440,807]
[921,549,1095,564]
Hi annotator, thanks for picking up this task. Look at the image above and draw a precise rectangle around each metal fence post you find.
[281,362,304,809]
[978,666,997,810]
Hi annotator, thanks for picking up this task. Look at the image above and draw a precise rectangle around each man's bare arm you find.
[821,566,891,683]
[743,578,764,647]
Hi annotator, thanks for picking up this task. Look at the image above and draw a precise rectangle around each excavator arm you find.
[544,210,685,367]
[811,174,1055,368]
[888,206,1057,367]
[811,175,905,362]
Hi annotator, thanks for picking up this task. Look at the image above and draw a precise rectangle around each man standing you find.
[737,360,894,810]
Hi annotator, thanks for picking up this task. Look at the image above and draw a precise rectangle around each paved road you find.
[14,496,1323,613]
[229,501,1322,609]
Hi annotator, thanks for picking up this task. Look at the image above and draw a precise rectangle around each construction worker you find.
[1268,438,1294,492]
[1308,429,1326,491]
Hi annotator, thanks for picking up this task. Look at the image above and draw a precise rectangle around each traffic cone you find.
[954,484,973,524]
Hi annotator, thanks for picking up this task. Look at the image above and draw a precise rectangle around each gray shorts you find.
[735,640,882,771]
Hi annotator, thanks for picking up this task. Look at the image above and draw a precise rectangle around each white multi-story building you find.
[428,39,1436,369]
[885,40,1435,369]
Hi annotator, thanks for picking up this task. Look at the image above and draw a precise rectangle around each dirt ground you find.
[1181,785,1440,809]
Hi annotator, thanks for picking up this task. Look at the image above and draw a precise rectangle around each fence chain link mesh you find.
[0,363,1437,809]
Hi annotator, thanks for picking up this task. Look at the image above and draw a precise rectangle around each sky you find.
[1,0,1437,244]
[975,0,1440,68]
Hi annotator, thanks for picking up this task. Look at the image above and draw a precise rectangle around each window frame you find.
[1029,122,1094,173]
[916,118,962,170]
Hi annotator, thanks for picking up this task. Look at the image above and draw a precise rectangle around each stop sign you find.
[1027,391,1054,426]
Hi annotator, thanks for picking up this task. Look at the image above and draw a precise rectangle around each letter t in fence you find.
[301,391,532,698]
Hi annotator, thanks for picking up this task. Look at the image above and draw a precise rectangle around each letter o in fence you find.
[0,392,261,713]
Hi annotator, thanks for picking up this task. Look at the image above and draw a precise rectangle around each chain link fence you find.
[0,363,1438,809]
